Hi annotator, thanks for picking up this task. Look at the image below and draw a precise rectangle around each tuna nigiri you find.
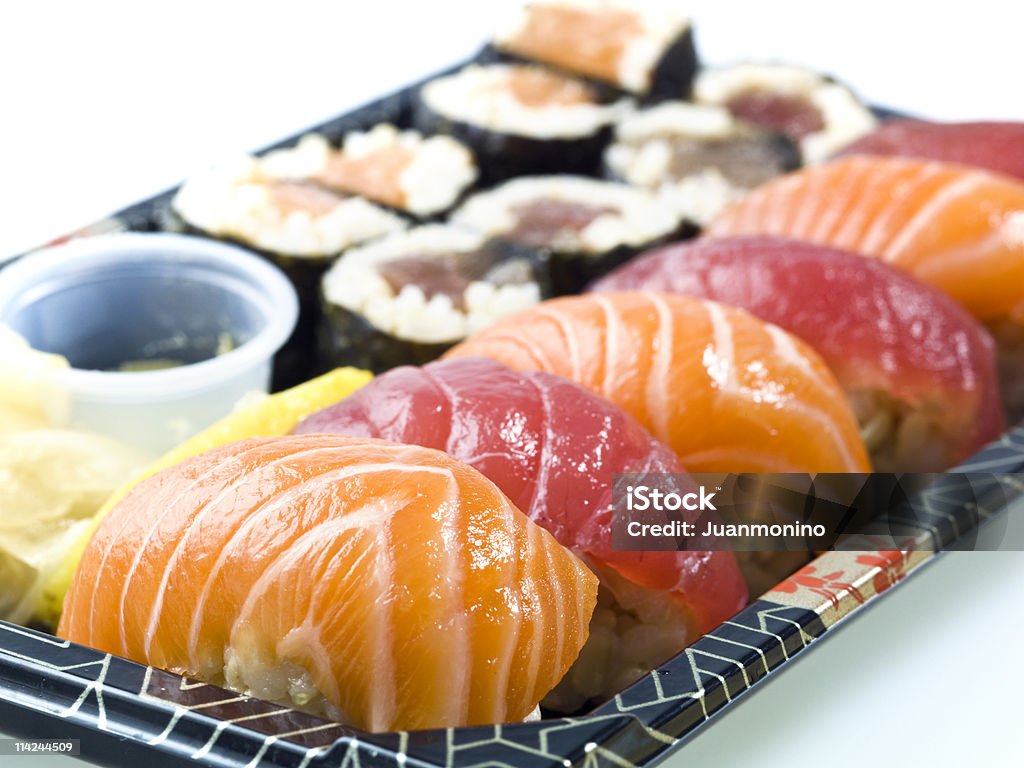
[708,156,1024,419]
[590,237,1005,471]
[58,434,597,732]
[295,357,748,709]
[444,292,871,474]
[837,119,1024,181]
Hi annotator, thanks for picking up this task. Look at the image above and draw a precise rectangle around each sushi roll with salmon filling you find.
[605,102,800,226]
[450,175,684,294]
[319,225,543,372]
[416,63,632,184]
[171,152,406,262]
[491,0,698,100]
[259,126,478,218]
[694,62,877,164]
[170,152,406,386]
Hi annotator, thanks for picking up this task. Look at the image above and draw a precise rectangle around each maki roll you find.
[605,101,800,226]
[694,62,877,164]
[171,152,406,385]
[450,175,683,293]
[319,225,543,372]
[591,237,1006,472]
[170,153,407,263]
[491,0,698,100]
[259,126,478,217]
[295,357,747,711]
[416,63,631,183]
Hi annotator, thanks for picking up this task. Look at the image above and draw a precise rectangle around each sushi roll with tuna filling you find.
[416,63,631,184]
[694,62,877,164]
[451,175,685,294]
[606,102,800,226]
[319,225,543,372]
[259,126,477,218]
[170,152,406,386]
[491,0,698,100]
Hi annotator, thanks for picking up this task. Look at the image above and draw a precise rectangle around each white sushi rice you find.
[494,0,693,94]
[258,135,331,179]
[221,642,543,725]
[606,102,756,225]
[694,62,878,164]
[224,645,347,723]
[421,64,632,140]
[451,175,680,254]
[172,155,406,257]
[260,126,477,217]
[657,170,747,227]
[613,101,739,144]
[850,387,965,473]
[322,225,541,344]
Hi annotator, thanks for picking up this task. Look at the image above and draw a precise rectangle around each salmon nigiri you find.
[58,434,597,732]
[445,292,870,473]
[837,119,1024,181]
[590,237,1005,471]
[707,155,1024,419]
[295,357,748,709]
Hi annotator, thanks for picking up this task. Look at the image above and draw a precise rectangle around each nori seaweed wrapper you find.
[644,26,699,103]
[477,22,699,104]
[501,219,697,296]
[412,62,624,186]
[318,238,548,374]
[317,302,456,374]
[761,132,802,173]
[413,93,614,186]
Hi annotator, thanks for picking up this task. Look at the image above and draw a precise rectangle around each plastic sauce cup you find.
[0,233,298,455]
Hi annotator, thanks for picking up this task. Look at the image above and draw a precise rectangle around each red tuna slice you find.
[296,356,746,631]
[590,236,1005,472]
[837,119,1024,181]
[295,356,748,708]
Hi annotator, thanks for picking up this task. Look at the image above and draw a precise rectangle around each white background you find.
[1,2,1022,766]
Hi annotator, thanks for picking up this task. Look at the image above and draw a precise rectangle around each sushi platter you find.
[1,2,1023,767]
